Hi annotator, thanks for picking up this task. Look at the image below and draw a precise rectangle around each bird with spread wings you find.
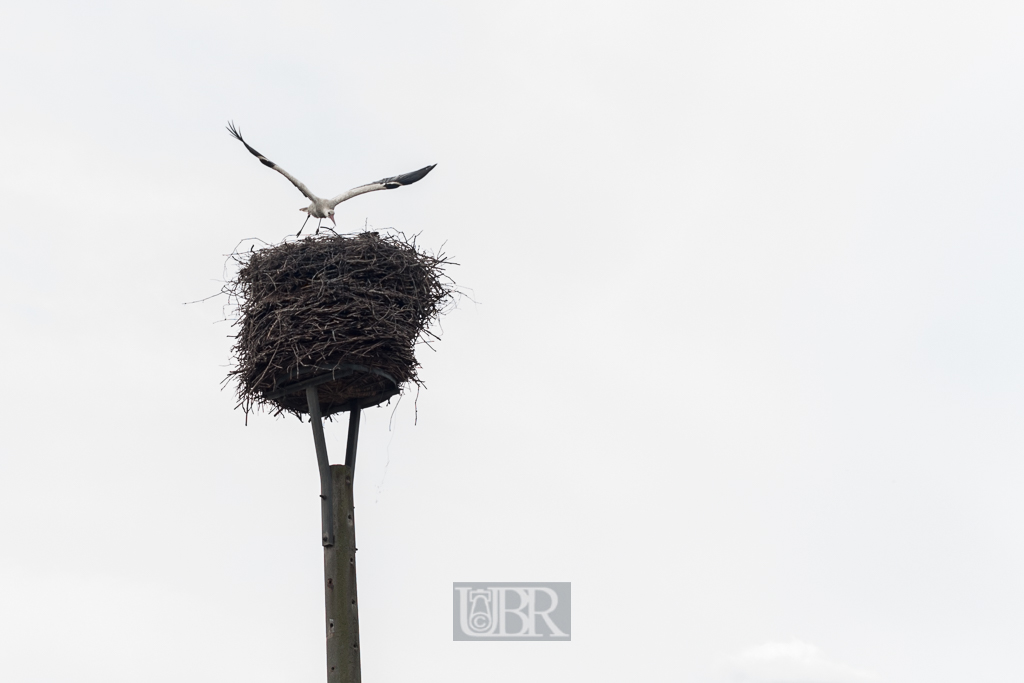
[227,121,436,236]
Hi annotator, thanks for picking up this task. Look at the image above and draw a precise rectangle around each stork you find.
[227,121,436,236]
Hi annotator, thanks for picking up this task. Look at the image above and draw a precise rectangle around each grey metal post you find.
[344,401,361,476]
[306,386,335,547]
[306,386,362,683]
[324,464,361,683]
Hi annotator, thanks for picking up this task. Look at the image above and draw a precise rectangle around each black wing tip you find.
[226,120,243,141]
[226,120,273,166]
[392,163,437,187]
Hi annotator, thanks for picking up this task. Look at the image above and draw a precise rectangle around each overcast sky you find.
[2,2,1023,682]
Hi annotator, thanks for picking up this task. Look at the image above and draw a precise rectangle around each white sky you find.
[1,2,1023,682]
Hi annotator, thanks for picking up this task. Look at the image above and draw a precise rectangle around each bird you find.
[227,121,436,236]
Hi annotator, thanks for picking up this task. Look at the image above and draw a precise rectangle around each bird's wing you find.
[226,121,320,202]
[327,164,436,208]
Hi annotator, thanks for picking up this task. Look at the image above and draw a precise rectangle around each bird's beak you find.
[330,216,336,226]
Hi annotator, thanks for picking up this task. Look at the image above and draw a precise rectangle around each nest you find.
[224,231,455,417]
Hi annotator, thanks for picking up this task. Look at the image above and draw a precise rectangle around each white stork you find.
[227,121,436,235]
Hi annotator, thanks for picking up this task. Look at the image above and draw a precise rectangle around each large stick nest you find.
[224,231,455,418]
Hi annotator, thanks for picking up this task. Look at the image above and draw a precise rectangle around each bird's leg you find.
[297,214,311,237]
[316,218,322,235]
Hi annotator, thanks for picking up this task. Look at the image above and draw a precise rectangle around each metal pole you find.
[324,464,361,683]
[307,388,363,682]
[306,386,335,547]
[344,401,361,478]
